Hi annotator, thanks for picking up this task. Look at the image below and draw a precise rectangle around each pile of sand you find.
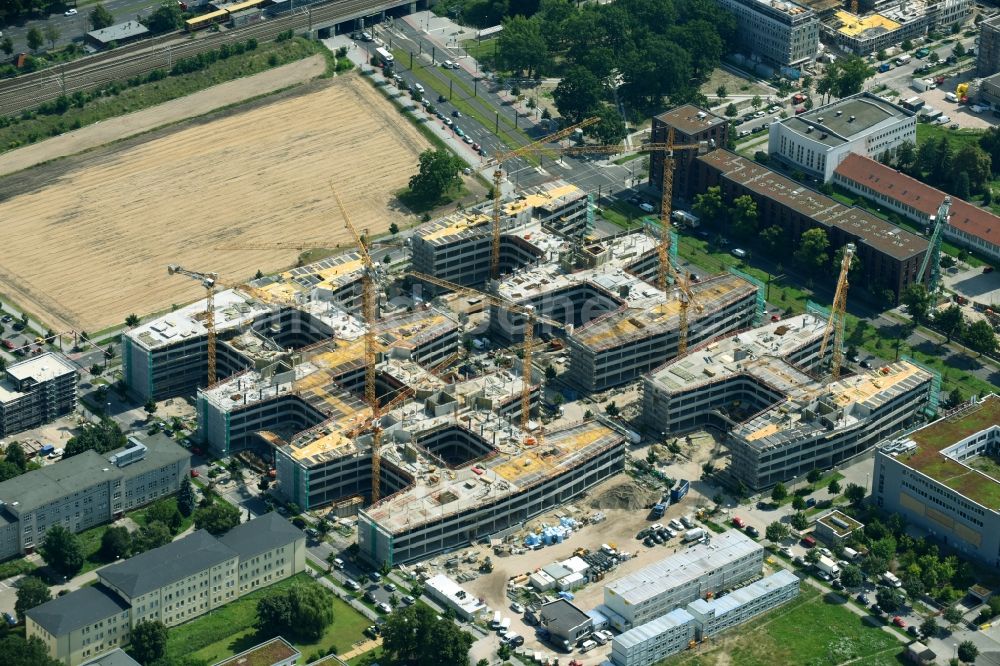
[589,482,658,511]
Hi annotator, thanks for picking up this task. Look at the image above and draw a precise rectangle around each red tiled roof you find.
[834,153,1000,250]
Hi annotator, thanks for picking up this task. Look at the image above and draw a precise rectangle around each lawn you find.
[661,586,903,666]
[164,574,370,664]
[461,39,498,69]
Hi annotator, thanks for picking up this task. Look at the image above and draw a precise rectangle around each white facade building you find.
[603,531,764,630]
[610,608,697,666]
[768,93,916,182]
[717,0,819,67]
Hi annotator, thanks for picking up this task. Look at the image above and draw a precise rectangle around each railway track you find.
[0,0,401,118]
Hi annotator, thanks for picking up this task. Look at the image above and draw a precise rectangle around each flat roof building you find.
[82,649,142,666]
[717,0,819,67]
[814,509,864,544]
[603,530,764,630]
[212,637,300,666]
[610,608,697,666]
[0,351,78,439]
[649,105,728,199]
[539,599,594,647]
[979,15,1000,76]
[694,149,928,302]
[768,93,916,182]
[873,394,1000,567]
[85,21,149,48]
[833,153,1000,264]
[642,314,936,490]
[822,5,930,55]
[424,574,487,620]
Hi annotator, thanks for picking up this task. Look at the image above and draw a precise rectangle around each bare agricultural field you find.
[0,73,429,332]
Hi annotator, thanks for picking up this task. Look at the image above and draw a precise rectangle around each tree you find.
[552,66,602,124]
[125,313,140,328]
[946,387,964,409]
[902,39,914,51]
[751,95,762,109]
[771,482,788,502]
[194,502,240,535]
[921,616,939,638]
[876,586,902,612]
[944,604,964,628]
[4,442,26,472]
[980,126,1000,176]
[794,228,830,271]
[65,417,127,459]
[936,305,966,343]
[902,284,931,323]
[929,51,940,64]
[389,222,399,236]
[497,15,548,77]
[605,401,619,417]
[965,320,997,356]
[381,603,474,666]
[761,225,784,253]
[841,564,863,588]
[145,499,182,533]
[828,479,841,495]
[146,2,184,33]
[26,27,43,53]
[1,634,63,666]
[823,55,874,98]
[1,37,13,56]
[131,620,168,665]
[845,482,866,504]
[716,85,727,99]
[731,195,758,239]
[807,468,822,484]
[765,521,790,542]
[256,583,334,641]
[953,144,992,194]
[957,640,979,663]
[39,525,84,577]
[0,461,21,482]
[725,103,738,117]
[99,526,131,561]
[43,24,59,50]
[408,149,462,205]
[805,548,821,564]
[590,104,626,145]
[15,577,50,622]
[790,511,809,530]
[693,186,726,227]
[177,478,196,517]
[89,3,115,29]
[132,521,171,554]
[791,495,806,511]
[144,400,158,417]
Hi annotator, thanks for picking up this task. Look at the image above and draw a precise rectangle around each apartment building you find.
[649,105,728,199]
[642,314,935,490]
[873,394,1000,566]
[717,0,819,67]
[610,570,800,666]
[694,149,927,302]
[0,352,78,438]
[833,153,1000,264]
[823,5,933,56]
[602,530,764,631]
[27,513,305,666]
[0,434,189,560]
[978,15,1000,76]
[768,93,916,181]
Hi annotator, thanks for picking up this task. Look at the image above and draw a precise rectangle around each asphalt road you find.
[2,0,159,53]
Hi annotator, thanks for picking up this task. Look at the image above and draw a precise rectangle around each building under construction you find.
[642,314,937,490]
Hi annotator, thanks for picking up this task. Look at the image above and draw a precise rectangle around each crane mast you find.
[917,196,951,293]
[819,242,856,381]
[333,187,383,503]
[167,264,219,386]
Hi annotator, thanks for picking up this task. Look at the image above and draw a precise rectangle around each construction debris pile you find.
[589,482,658,511]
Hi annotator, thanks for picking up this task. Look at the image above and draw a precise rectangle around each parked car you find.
[511,602,525,613]
[746,525,760,538]
[370,572,382,582]
[345,579,360,590]
[402,595,416,605]
[376,602,393,613]
[451,110,461,118]
[732,516,746,528]
[856,593,869,604]
[384,583,397,592]
[639,202,656,213]
[64,8,77,15]
[892,616,906,628]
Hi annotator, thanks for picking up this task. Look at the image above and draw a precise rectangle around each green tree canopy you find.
[822,55,873,97]
[381,603,474,666]
[26,27,43,53]
[840,564,863,588]
[65,417,127,458]
[194,502,240,535]
[39,525,84,577]
[1,634,63,666]
[790,511,809,530]
[761,225,784,252]
[730,195,758,240]
[765,521,790,543]
[89,3,115,29]
[589,104,626,145]
[936,304,965,343]
[793,228,830,271]
[99,526,131,561]
[807,468,822,484]
[256,583,334,642]
[958,640,979,663]
[845,482,866,504]
[552,66,602,124]
[693,186,726,227]
[177,478,196,517]
[876,586,903,612]
[953,143,991,194]
[131,620,168,664]
[771,482,788,502]
[15,577,50,622]
[828,478,841,495]
[791,495,806,511]
[902,284,931,323]
[133,521,172,554]
[146,2,184,33]
[407,149,463,206]
[965,320,997,356]
[4,442,26,472]
[497,15,549,77]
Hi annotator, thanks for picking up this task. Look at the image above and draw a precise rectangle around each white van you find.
[490,612,501,629]
[731,248,747,259]
[413,83,425,94]
[580,639,598,653]
[945,92,958,103]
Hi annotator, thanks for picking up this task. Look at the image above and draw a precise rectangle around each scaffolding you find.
[728,267,766,325]
[901,354,942,417]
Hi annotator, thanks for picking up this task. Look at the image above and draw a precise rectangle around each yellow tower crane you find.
[407,271,563,439]
[167,264,220,386]
[331,186,385,503]
[483,117,600,279]
[819,242,856,381]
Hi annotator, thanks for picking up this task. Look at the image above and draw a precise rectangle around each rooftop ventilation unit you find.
[835,110,843,116]
[848,115,856,122]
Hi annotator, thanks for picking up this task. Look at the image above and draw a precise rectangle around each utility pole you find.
[449,79,453,100]
[495,112,499,134]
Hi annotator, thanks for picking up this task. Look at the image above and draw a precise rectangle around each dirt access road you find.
[0,72,429,332]
[0,55,327,178]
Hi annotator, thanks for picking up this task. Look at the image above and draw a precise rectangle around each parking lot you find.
[943,265,1000,308]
